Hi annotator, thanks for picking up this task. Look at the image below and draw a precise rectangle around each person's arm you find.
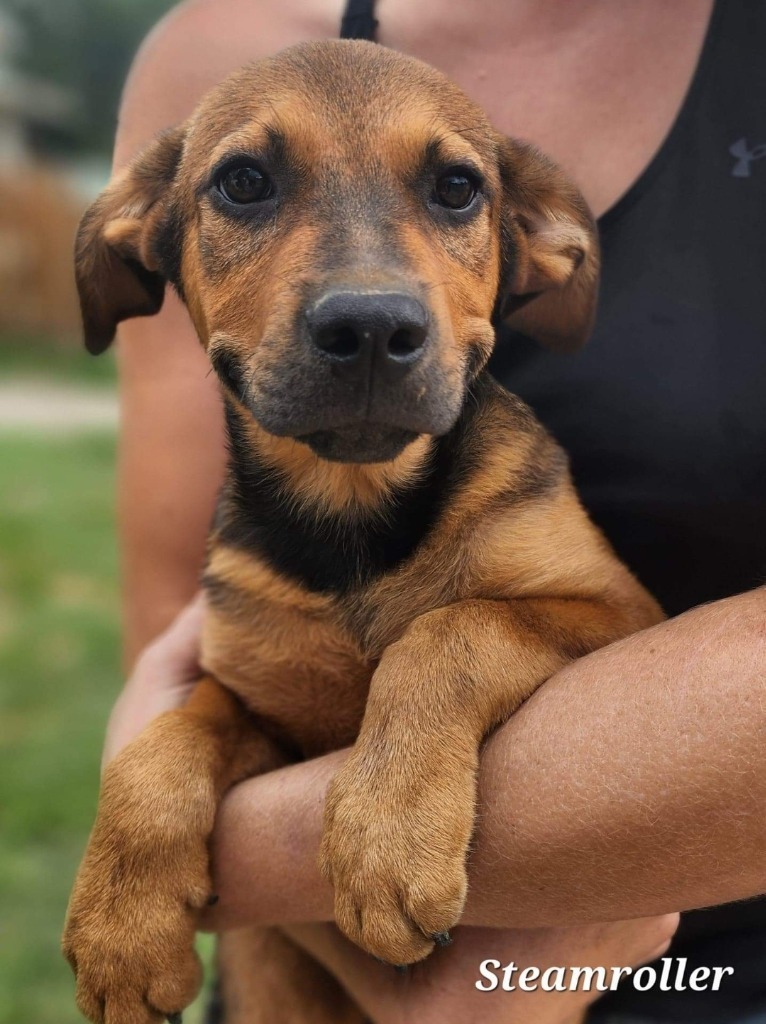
[101,598,680,1024]
[113,0,335,666]
[204,589,766,930]
[114,4,229,666]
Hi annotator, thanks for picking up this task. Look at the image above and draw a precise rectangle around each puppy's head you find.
[77,41,598,463]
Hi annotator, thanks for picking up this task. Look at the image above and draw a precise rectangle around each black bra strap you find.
[340,0,378,40]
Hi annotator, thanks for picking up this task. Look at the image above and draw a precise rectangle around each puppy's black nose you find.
[306,292,428,371]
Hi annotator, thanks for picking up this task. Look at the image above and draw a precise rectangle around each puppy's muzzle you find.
[240,286,464,464]
[306,291,429,379]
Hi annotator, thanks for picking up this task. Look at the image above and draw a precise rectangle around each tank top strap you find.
[339,0,378,40]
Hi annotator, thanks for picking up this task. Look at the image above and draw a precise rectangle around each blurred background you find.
[0,2,215,1020]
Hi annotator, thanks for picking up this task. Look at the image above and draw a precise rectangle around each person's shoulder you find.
[115,0,339,165]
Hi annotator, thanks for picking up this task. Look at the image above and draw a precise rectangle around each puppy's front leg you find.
[63,676,282,1024]
[320,596,633,966]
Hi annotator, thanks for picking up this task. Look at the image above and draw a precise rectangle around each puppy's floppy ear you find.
[75,124,186,354]
[496,137,600,353]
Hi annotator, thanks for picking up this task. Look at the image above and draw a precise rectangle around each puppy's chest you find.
[200,538,464,756]
[203,381,532,753]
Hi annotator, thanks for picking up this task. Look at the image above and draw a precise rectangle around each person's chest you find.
[487,114,766,614]
[174,0,713,219]
[375,0,714,217]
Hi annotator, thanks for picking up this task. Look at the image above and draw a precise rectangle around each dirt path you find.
[0,380,118,432]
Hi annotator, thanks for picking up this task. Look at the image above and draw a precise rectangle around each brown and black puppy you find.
[63,40,663,1024]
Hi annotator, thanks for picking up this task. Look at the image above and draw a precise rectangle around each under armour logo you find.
[730,137,766,177]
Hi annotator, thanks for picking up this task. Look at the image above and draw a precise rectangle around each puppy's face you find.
[77,41,598,463]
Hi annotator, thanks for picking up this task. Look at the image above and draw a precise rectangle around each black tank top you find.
[341,2,766,1020]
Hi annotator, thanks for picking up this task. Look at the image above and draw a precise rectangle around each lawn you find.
[0,432,120,1023]
[0,345,212,1022]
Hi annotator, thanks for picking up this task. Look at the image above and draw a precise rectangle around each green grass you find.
[0,433,119,1023]
[0,430,211,1023]
[0,332,117,386]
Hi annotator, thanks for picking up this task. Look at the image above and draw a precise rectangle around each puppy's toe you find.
[146,947,202,1021]
[401,867,467,942]
[75,980,106,1024]
[102,992,163,1024]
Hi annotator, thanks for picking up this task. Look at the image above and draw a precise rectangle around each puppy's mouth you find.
[209,335,466,464]
[242,361,463,463]
[298,425,420,464]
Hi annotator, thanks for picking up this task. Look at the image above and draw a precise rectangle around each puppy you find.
[63,40,663,1024]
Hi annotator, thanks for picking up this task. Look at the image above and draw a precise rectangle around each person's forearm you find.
[207,589,766,930]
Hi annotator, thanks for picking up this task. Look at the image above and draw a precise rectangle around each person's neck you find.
[384,0,611,49]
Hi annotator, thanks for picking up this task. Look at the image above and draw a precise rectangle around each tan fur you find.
[498,138,601,353]
[63,678,285,1021]
[229,414,435,514]
[64,41,661,1024]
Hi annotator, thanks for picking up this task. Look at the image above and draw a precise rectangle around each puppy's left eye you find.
[434,171,478,211]
[217,164,273,204]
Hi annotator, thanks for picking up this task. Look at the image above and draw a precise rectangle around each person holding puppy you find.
[103,1,766,1021]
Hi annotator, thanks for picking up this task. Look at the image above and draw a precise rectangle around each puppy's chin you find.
[299,426,420,464]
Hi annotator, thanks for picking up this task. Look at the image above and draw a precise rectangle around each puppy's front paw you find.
[64,872,203,1024]
[319,748,476,965]
[62,751,216,1023]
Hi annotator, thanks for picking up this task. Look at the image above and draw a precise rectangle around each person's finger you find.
[286,914,682,1024]
[137,593,206,681]
[282,923,397,1019]
[633,912,680,965]
[102,595,206,766]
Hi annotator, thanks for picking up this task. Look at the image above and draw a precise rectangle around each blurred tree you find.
[6,0,174,157]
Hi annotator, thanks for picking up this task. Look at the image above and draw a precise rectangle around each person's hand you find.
[102,595,205,767]
[284,914,680,1024]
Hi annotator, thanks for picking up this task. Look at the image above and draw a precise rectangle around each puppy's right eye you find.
[217,164,273,204]
[434,172,476,210]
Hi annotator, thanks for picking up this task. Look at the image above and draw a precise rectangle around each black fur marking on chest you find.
[217,398,481,595]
